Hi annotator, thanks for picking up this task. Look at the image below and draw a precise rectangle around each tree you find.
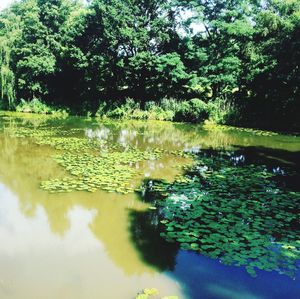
[83,0,184,107]
[235,0,300,130]
[0,8,21,108]
[0,0,299,130]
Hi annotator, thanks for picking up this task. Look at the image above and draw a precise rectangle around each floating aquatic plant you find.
[35,136,106,152]
[142,152,300,278]
[4,121,190,194]
[40,149,161,194]
[135,288,178,299]
[203,121,279,137]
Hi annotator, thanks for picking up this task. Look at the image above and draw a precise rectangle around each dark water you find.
[171,251,300,299]
[0,112,299,299]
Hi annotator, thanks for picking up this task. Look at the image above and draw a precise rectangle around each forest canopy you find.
[0,0,299,131]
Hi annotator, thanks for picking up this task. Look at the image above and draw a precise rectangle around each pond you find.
[0,112,299,299]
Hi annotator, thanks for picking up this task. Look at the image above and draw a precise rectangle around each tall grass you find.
[15,98,69,117]
[96,97,231,123]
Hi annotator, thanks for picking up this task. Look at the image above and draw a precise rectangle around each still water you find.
[0,112,299,299]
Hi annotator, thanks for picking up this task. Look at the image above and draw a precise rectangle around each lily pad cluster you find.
[143,152,300,278]
[6,123,188,194]
[41,149,162,194]
[203,122,279,137]
[35,136,106,152]
[135,288,178,299]
[5,127,60,138]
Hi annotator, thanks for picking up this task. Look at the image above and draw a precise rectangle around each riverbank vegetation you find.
[0,0,299,131]
[15,98,69,116]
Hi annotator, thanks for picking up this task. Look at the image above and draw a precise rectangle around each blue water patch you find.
[169,250,300,299]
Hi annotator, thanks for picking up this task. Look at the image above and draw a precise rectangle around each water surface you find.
[0,112,299,299]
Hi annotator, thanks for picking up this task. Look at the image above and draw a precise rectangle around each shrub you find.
[207,98,239,125]
[95,101,107,117]
[105,98,140,119]
[15,98,68,116]
[145,101,175,121]
[16,98,50,114]
[160,109,175,121]
[174,98,210,123]
[131,109,149,120]
[144,101,156,111]
[97,98,212,123]
[106,107,127,119]
[159,97,180,112]
[123,97,140,111]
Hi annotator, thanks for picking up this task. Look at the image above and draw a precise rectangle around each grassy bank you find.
[4,97,297,135]
[7,97,234,125]
[96,98,235,124]
[14,98,69,117]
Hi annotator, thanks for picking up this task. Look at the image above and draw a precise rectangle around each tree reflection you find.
[128,209,179,272]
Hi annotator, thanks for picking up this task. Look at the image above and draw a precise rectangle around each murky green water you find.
[0,112,299,299]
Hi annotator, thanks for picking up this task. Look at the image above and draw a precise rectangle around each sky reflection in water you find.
[0,114,299,299]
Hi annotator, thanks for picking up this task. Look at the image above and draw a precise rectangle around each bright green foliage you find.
[0,0,88,107]
[0,9,20,108]
[12,0,58,99]
[174,98,210,123]
[99,97,215,122]
[241,0,300,130]
[15,98,68,115]
[0,0,300,130]
[143,151,300,278]
[154,53,190,99]
[83,0,184,105]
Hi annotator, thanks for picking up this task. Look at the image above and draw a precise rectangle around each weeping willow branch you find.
[0,43,16,108]
[0,14,20,109]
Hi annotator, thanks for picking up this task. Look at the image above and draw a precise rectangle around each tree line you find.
[0,0,299,131]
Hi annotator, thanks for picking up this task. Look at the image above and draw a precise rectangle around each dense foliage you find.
[0,0,299,131]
